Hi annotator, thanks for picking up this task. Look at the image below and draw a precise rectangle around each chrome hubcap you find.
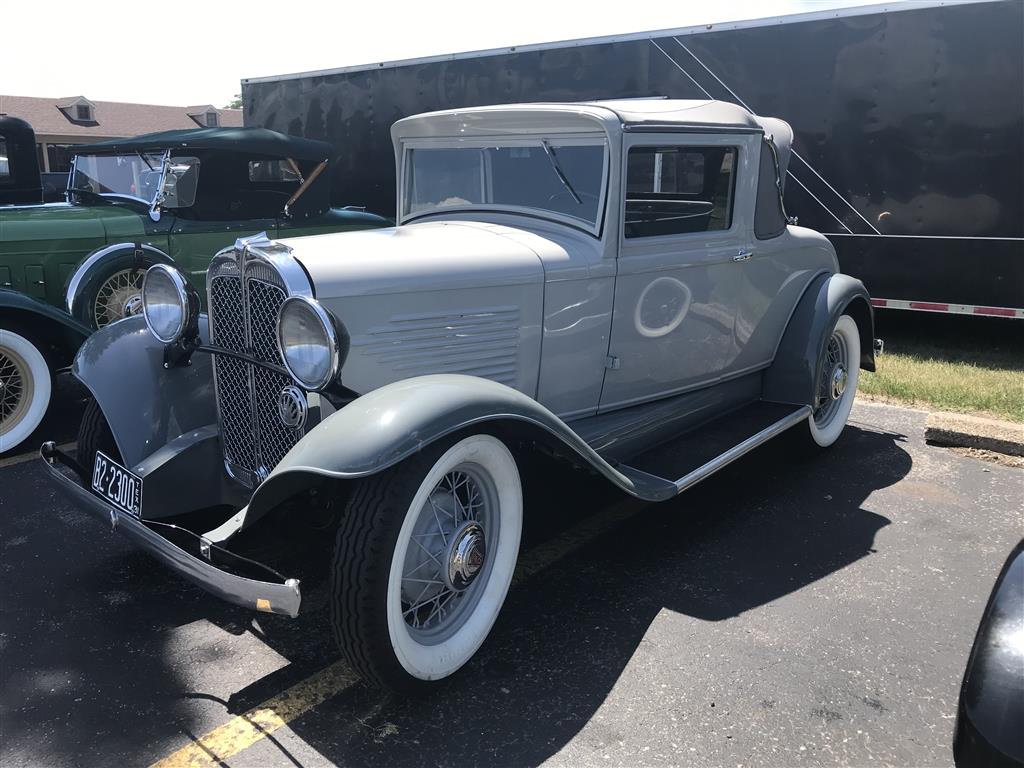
[445,521,486,591]
[122,293,144,318]
[830,364,848,401]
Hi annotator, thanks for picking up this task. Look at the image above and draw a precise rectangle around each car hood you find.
[277,221,546,298]
[0,202,147,243]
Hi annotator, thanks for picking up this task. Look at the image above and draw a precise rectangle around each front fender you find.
[762,273,875,406]
[0,287,91,365]
[242,374,663,526]
[65,242,173,319]
[73,314,215,467]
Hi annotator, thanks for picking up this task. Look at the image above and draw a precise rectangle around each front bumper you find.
[40,442,301,618]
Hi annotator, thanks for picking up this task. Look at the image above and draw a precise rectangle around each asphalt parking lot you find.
[1,400,1021,767]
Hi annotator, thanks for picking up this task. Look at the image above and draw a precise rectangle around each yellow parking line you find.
[151,660,359,768]
[151,495,645,767]
[0,442,75,469]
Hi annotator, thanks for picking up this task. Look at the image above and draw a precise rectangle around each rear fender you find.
[73,314,216,467]
[241,374,664,528]
[763,273,876,406]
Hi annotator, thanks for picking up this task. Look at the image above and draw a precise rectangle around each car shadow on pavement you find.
[204,422,911,767]
[0,423,910,767]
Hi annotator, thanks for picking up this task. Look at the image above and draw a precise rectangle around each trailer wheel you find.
[330,433,523,693]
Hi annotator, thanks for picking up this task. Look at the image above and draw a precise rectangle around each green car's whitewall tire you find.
[332,433,523,692]
[0,328,51,454]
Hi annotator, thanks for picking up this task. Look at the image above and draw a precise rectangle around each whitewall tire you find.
[331,433,523,692]
[807,314,860,448]
[0,328,52,454]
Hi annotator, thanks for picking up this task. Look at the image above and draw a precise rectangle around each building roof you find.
[0,94,242,140]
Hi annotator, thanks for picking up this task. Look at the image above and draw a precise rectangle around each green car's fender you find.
[0,287,91,368]
[65,242,175,327]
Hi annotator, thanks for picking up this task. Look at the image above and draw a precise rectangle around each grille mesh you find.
[209,260,307,484]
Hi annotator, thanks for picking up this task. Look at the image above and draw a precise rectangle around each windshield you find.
[70,153,165,203]
[403,139,608,232]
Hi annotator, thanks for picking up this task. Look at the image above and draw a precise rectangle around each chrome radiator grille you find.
[209,253,306,486]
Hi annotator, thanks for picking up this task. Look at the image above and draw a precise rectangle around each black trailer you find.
[242,0,1024,318]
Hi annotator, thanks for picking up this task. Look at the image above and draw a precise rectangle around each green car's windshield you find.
[70,153,165,204]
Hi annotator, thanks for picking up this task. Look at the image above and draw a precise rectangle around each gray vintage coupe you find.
[42,100,877,692]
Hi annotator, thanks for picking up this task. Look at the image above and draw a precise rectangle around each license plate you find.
[90,451,143,518]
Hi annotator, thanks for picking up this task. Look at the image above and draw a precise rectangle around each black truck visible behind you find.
[242,0,1024,316]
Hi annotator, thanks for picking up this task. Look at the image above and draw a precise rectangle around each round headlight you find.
[276,296,339,391]
[142,264,188,343]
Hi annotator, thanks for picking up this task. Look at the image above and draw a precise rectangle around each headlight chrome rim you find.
[142,263,190,344]
[276,295,340,391]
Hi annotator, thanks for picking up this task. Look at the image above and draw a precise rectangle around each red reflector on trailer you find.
[870,297,1024,319]
[973,306,1017,317]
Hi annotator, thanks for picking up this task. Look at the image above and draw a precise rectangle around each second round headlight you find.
[142,264,188,343]
[276,296,340,391]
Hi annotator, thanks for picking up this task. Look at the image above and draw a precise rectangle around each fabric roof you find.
[77,127,332,162]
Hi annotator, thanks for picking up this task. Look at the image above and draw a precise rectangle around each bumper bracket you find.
[40,442,301,618]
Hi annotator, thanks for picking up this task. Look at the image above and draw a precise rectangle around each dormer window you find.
[58,97,97,124]
[187,106,221,128]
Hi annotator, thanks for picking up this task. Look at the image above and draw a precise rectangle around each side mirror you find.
[160,156,200,209]
[954,539,1024,767]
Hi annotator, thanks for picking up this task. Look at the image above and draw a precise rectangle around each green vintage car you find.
[0,118,389,453]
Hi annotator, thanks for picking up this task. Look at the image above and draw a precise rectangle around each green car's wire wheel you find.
[93,268,145,328]
[0,328,51,453]
[0,344,31,432]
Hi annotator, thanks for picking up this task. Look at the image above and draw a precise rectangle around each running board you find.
[612,402,811,499]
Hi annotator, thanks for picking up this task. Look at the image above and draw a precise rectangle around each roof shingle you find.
[0,95,243,139]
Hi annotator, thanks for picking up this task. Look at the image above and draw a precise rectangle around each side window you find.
[624,146,737,238]
[0,138,10,182]
[248,159,301,183]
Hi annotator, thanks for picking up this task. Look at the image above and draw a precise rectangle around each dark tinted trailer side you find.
[243,0,1024,313]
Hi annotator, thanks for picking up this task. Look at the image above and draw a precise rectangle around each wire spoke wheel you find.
[813,331,849,429]
[331,433,522,691]
[806,314,860,449]
[0,343,32,437]
[93,269,144,328]
[400,466,497,643]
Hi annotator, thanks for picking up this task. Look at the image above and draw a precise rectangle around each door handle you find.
[733,249,753,262]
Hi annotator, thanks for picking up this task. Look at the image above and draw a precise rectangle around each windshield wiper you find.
[541,141,582,205]
[137,152,155,171]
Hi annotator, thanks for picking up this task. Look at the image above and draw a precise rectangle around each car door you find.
[599,132,787,410]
